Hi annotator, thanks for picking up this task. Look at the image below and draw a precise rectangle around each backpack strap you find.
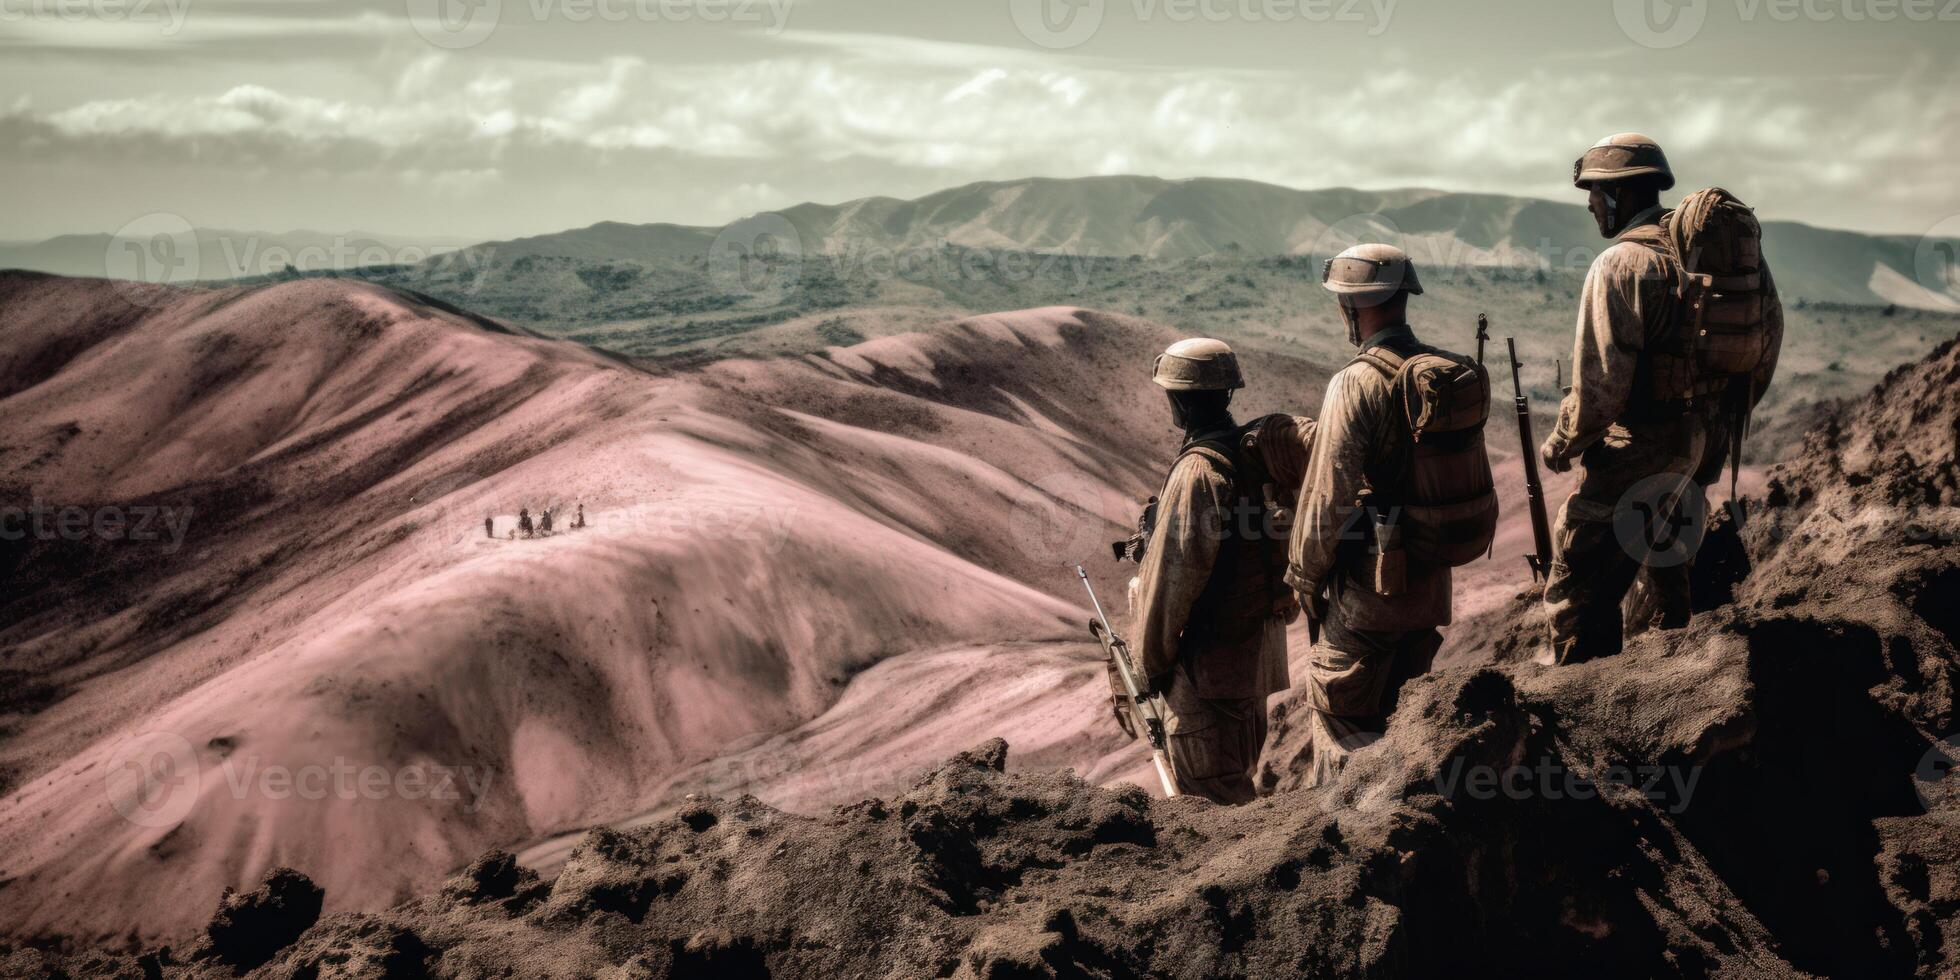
[1178,440,1237,483]
[1344,345,1425,495]
[1349,347,1406,383]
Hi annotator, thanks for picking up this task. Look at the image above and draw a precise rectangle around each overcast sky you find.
[3,0,1956,242]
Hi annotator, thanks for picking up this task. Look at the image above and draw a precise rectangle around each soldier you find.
[1130,338,1294,804]
[485,515,494,539]
[518,507,533,538]
[1539,134,1782,663]
[540,508,554,535]
[1285,244,1455,788]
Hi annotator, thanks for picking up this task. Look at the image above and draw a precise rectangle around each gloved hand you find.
[1110,694,1139,740]
[1540,435,1573,474]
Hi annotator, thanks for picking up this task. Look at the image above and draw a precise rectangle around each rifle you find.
[1478,313,1493,559]
[1507,338,1555,581]
[1075,566,1179,797]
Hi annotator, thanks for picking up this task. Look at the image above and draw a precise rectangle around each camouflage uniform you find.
[1284,325,1449,789]
[1132,419,1292,805]
[1539,215,1782,660]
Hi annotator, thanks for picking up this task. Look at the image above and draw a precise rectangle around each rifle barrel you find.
[1077,565,1180,798]
[1506,339,1556,581]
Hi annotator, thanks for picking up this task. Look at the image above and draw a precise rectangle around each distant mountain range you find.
[0,229,474,282]
[7,177,1957,309]
[452,177,1960,311]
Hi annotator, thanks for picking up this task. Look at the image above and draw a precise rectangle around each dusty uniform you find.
[1540,217,1781,659]
[1284,325,1449,789]
[1131,421,1291,804]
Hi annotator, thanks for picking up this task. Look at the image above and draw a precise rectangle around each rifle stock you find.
[1076,566,1179,798]
[1507,338,1556,581]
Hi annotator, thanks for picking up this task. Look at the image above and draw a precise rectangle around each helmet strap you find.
[1338,300,1362,348]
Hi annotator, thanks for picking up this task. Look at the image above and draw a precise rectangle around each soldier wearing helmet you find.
[1281,243,1449,788]
[1129,338,1300,804]
[1538,133,1781,663]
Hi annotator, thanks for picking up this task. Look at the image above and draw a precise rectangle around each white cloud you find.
[5,39,1957,236]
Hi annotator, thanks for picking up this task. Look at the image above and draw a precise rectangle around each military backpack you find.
[1654,187,1777,399]
[1350,346,1499,569]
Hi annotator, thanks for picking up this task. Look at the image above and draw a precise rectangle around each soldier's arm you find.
[1286,370,1372,599]
[1131,454,1229,685]
[1545,244,1658,460]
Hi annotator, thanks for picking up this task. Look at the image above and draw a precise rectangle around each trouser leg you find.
[1633,409,1729,629]
[1543,421,1704,663]
[1298,609,1441,788]
[1545,502,1643,661]
[1161,671,1265,805]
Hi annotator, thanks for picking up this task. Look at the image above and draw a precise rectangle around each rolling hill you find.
[0,271,1349,943]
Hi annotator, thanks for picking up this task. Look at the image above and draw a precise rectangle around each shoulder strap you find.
[1341,348,1417,500]
[1350,347,1406,381]
[1179,440,1235,473]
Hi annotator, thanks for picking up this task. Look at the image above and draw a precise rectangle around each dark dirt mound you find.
[17,336,1960,977]
[191,868,326,973]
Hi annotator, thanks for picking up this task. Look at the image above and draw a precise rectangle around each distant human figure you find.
[575,503,585,529]
[485,516,494,539]
[518,507,533,538]
[540,508,554,534]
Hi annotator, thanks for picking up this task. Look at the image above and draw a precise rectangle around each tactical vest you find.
[1171,422,1290,668]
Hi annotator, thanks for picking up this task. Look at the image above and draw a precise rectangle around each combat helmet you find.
[1321,243,1424,300]
[1153,338,1244,391]
[1572,133,1675,190]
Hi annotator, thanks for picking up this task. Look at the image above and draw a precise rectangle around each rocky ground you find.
[7,327,1956,977]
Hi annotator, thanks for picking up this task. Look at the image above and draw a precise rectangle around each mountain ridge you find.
[8,176,1957,310]
[451,175,1959,310]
